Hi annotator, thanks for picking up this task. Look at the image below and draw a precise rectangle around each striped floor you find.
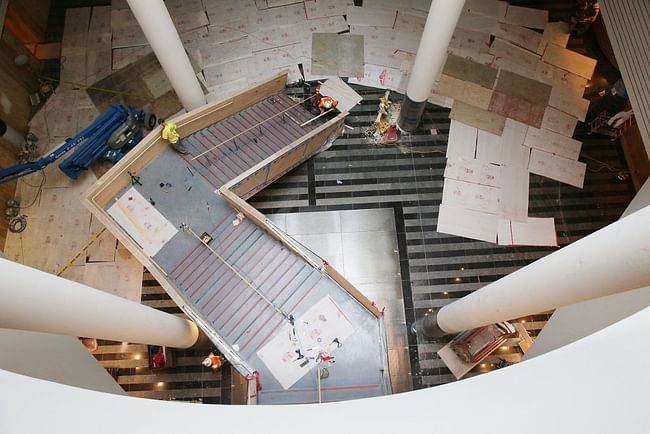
[249,85,636,389]
[93,272,234,403]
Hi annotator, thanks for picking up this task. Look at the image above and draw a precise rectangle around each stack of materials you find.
[429,0,595,247]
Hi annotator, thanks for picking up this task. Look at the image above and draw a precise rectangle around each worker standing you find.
[161,121,189,154]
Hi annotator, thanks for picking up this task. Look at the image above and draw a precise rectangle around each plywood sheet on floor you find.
[503,5,548,30]
[524,126,582,160]
[476,129,503,165]
[442,54,498,89]
[446,120,477,159]
[437,74,492,110]
[488,91,545,128]
[499,119,530,168]
[541,106,578,138]
[499,166,529,222]
[87,215,117,263]
[494,70,552,107]
[528,149,586,188]
[311,33,365,77]
[444,157,501,187]
[537,21,570,55]
[549,85,590,121]
[437,203,498,243]
[541,44,597,79]
[449,101,506,135]
[493,22,542,52]
[498,217,557,246]
[442,178,500,214]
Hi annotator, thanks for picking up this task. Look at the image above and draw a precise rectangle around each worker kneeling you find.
[161,120,189,154]
[202,352,224,370]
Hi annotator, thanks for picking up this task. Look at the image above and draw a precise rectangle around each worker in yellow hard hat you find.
[161,120,188,154]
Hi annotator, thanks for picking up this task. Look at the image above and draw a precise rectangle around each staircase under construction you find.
[84,73,390,404]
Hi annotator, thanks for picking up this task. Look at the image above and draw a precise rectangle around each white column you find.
[0,259,199,348]
[397,0,466,132]
[428,205,650,335]
[0,119,25,148]
[126,0,206,111]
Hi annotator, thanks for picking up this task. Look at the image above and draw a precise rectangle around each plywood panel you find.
[542,44,597,79]
[346,6,396,27]
[493,22,543,52]
[444,157,501,187]
[437,74,492,110]
[446,120,477,159]
[449,101,506,135]
[489,38,540,74]
[476,129,502,165]
[537,21,570,55]
[499,119,530,168]
[86,215,117,263]
[488,91,545,128]
[494,70,552,106]
[442,178,500,214]
[464,0,508,20]
[548,85,590,121]
[498,217,557,246]
[498,166,529,222]
[437,203,498,243]
[541,106,578,138]
[528,149,586,188]
[503,5,548,30]
[442,54,498,89]
[524,126,582,160]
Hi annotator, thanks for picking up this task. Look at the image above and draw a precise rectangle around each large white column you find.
[0,259,199,348]
[397,0,466,132]
[126,0,206,111]
[0,118,25,149]
[424,205,650,336]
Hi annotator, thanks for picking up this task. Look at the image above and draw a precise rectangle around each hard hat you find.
[202,357,212,367]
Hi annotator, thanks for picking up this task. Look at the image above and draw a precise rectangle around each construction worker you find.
[161,120,189,154]
[317,96,338,113]
[201,352,223,370]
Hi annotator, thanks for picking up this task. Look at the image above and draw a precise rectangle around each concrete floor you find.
[268,208,412,393]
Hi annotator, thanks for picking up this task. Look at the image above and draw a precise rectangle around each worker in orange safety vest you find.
[202,352,224,370]
[317,96,338,113]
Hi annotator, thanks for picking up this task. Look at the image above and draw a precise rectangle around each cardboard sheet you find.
[444,157,501,187]
[498,217,557,246]
[442,178,500,215]
[257,296,355,390]
[528,149,586,189]
[446,120,477,159]
[436,203,498,243]
[108,187,179,257]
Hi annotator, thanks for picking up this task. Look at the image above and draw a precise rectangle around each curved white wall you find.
[2,306,649,434]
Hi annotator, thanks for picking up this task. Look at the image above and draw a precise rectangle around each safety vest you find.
[162,123,180,144]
